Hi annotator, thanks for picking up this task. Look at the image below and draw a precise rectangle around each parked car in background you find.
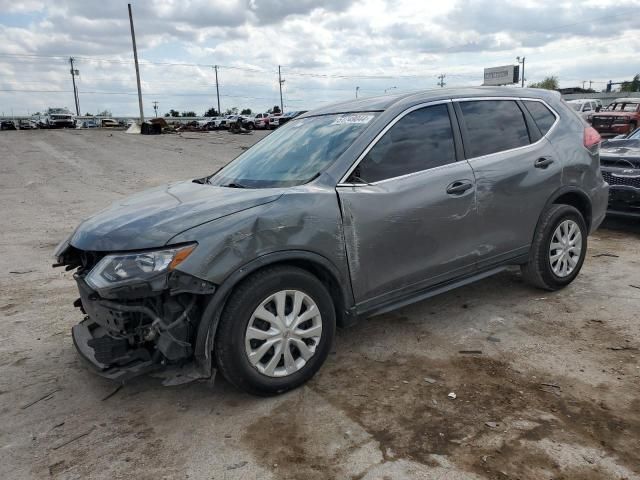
[55,87,607,396]
[37,108,75,128]
[268,113,283,129]
[213,117,228,129]
[567,99,601,121]
[0,120,17,130]
[277,110,308,127]
[590,98,640,137]
[250,113,270,129]
[101,118,119,128]
[78,119,99,129]
[18,119,38,129]
[600,127,640,217]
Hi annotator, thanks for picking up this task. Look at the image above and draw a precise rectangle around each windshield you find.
[208,113,378,188]
[607,103,640,112]
[569,103,581,111]
[628,128,640,139]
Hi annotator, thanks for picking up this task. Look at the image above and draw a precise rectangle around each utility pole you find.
[128,3,144,125]
[517,56,526,87]
[278,65,285,113]
[214,65,221,115]
[69,57,80,116]
[356,86,360,99]
[437,74,446,88]
[152,101,159,117]
[582,81,586,90]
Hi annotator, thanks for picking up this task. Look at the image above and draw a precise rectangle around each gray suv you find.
[54,87,608,395]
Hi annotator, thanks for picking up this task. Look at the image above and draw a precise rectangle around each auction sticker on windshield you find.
[332,114,375,125]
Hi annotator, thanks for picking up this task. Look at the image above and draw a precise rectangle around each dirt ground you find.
[0,129,639,480]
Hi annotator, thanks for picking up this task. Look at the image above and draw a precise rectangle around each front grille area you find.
[593,117,615,128]
[601,157,640,169]
[602,170,640,188]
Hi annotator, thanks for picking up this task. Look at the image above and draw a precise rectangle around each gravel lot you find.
[1,129,639,480]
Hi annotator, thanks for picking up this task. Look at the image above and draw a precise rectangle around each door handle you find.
[534,157,554,169]
[446,180,473,195]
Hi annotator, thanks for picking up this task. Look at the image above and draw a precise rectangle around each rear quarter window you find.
[458,100,531,158]
[523,100,557,135]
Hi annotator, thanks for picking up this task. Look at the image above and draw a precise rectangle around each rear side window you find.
[351,104,456,183]
[459,100,530,158]
[524,100,557,135]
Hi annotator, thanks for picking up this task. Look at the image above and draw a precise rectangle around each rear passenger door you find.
[454,98,561,269]
[337,102,478,307]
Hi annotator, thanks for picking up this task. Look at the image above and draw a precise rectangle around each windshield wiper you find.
[221,182,248,188]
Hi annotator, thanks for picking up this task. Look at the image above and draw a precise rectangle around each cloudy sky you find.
[0,0,638,117]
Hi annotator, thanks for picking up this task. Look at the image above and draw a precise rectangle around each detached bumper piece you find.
[72,318,161,382]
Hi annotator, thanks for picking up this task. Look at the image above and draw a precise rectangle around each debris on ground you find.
[101,384,122,401]
[459,350,482,354]
[52,426,96,450]
[485,421,499,428]
[540,382,561,389]
[630,284,640,290]
[21,387,61,409]
[226,461,248,471]
[9,270,35,274]
[448,392,457,400]
[592,253,619,258]
[423,377,437,384]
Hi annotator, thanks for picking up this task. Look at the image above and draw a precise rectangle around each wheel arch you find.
[193,250,354,370]
[546,186,593,231]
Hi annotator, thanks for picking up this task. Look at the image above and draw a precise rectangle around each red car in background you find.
[590,98,640,138]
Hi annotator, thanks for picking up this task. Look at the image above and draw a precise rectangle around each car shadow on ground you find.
[600,215,640,236]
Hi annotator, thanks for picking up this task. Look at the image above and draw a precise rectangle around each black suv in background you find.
[600,128,640,217]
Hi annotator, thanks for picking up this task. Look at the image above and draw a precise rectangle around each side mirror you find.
[595,106,602,112]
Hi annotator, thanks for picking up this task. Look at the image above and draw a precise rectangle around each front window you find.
[570,103,581,111]
[208,113,378,188]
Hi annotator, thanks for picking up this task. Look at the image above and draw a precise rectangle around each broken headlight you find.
[85,244,196,290]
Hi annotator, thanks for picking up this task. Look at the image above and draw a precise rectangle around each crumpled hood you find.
[70,180,283,251]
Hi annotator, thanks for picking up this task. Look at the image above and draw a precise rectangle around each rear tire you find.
[521,204,587,291]
[214,266,336,396]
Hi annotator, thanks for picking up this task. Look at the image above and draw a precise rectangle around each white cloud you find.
[0,0,639,115]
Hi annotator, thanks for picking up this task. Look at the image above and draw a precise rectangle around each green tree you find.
[97,109,112,117]
[204,107,219,117]
[167,109,180,117]
[181,111,197,117]
[224,107,239,115]
[620,74,640,92]
[240,108,252,115]
[269,105,282,114]
[528,76,559,90]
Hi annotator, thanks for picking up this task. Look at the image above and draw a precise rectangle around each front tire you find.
[214,266,336,396]
[521,204,587,291]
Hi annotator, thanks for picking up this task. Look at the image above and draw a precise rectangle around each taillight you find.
[584,126,601,151]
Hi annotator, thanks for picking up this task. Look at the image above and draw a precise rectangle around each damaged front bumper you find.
[57,243,217,382]
[72,317,160,381]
